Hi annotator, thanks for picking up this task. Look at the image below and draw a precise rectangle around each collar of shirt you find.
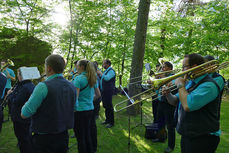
[45,73,63,81]
[208,73,215,78]
[79,71,86,76]
[192,73,208,84]
[104,67,111,74]
[185,74,208,89]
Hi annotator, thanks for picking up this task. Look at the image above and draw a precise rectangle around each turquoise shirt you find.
[176,74,220,136]
[2,68,15,89]
[73,72,98,111]
[100,67,115,91]
[209,73,225,91]
[70,68,77,80]
[21,74,63,118]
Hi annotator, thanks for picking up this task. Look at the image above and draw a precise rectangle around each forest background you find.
[0,0,228,88]
[0,0,229,152]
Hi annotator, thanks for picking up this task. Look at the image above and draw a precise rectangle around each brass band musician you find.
[163,53,221,153]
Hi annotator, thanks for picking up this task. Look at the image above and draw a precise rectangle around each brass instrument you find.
[128,69,177,85]
[216,61,229,71]
[114,60,219,112]
[1,59,14,71]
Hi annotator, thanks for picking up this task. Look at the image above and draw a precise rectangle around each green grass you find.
[1,94,229,153]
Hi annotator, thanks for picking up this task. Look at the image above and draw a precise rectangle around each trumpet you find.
[1,59,14,71]
[114,60,220,112]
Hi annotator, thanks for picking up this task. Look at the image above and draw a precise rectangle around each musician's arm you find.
[21,83,47,119]
[166,93,179,106]
[94,88,101,101]
[177,86,190,112]
[175,77,190,111]
[6,69,16,81]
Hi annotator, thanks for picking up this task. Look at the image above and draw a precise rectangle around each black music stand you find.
[131,101,144,129]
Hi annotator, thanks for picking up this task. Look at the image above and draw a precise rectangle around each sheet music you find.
[20,67,41,81]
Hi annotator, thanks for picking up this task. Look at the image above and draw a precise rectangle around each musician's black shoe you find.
[105,123,114,128]
[151,138,165,143]
[164,147,174,153]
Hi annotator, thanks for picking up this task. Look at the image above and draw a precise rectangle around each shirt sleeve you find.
[73,76,81,89]
[10,69,15,78]
[21,82,48,118]
[214,76,225,91]
[187,82,219,111]
[103,69,115,81]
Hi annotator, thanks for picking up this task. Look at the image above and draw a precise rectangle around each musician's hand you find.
[7,89,13,95]
[175,77,185,87]
[97,70,102,76]
[162,85,170,96]
[167,81,173,87]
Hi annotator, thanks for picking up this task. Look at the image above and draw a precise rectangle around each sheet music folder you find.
[19,67,41,81]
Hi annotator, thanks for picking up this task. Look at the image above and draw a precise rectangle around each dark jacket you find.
[0,73,7,99]
[177,76,220,137]
[31,76,76,134]
[8,80,35,123]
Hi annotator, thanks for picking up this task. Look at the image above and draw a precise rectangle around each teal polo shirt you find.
[209,73,225,91]
[73,71,98,111]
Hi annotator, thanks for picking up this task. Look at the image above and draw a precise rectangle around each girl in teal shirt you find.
[72,59,100,153]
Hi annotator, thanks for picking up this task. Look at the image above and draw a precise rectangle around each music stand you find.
[120,85,135,153]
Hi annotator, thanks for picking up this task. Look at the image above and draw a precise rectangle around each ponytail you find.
[78,59,97,87]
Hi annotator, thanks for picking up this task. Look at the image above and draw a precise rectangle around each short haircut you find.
[104,59,111,66]
[164,61,173,70]
[204,55,215,62]
[184,53,205,67]
[45,54,65,73]
[156,64,160,67]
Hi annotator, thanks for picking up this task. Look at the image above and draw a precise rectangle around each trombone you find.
[128,70,177,85]
[1,59,14,71]
[114,60,220,112]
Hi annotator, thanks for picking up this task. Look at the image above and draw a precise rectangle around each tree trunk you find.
[66,0,73,66]
[128,0,151,115]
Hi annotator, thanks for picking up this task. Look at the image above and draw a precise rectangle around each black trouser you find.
[152,95,159,123]
[1,88,10,121]
[181,134,220,153]
[157,102,176,149]
[101,91,114,125]
[91,110,97,153]
[13,121,33,153]
[74,110,93,153]
[32,131,69,153]
[93,97,101,118]
[0,105,3,132]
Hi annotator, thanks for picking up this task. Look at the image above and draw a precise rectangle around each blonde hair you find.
[78,59,97,87]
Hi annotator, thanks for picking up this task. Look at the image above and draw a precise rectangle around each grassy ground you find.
[0,94,229,153]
